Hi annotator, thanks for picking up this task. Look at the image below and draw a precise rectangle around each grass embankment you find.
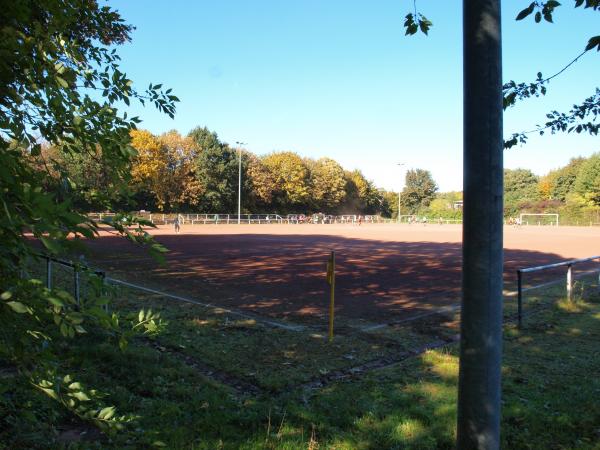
[1,278,599,449]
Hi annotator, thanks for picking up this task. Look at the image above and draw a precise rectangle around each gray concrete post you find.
[457,1,504,448]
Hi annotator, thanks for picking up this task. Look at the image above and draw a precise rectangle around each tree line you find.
[35,126,440,217]
[504,153,600,224]
[34,130,599,224]
[395,154,600,224]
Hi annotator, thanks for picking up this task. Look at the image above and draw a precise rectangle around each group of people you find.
[405,216,453,226]
[407,215,428,225]
[507,217,522,227]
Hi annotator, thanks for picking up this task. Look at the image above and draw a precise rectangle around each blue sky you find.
[110,0,598,192]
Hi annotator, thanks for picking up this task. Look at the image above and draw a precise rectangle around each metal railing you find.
[140,213,286,225]
[37,254,106,308]
[516,255,600,328]
[188,214,284,225]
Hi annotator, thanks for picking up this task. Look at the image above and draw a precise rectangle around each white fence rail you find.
[517,255,600,328]
[88,212,467,225]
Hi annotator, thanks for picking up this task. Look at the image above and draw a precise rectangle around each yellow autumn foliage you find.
[130,129,203,210]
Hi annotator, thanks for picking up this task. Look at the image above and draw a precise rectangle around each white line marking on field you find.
[360,304,462,332]
[105,277,305,332]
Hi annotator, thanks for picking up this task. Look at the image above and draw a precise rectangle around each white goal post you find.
[519,213,559,226]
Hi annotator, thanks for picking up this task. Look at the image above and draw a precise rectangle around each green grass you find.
[2,272,599,449]
[112,288,438,392]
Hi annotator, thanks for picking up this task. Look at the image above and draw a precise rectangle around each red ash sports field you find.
[86,224,600,325]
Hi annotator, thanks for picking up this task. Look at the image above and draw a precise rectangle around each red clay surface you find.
[84,224,600,325]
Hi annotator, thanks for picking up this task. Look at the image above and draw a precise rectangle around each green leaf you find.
[418,16,432,35]
[98,406,116,420]
[1,291,12,300]
[66,312,84,324]
[48,296,65,307]
[119,335,128,351]
[72,391,91,401]
[39,387,58,400]
[7,301,29,313]
[516,3,535,20]
[585,35,600,51]
[40,236,61,254]
[56,76,69,88]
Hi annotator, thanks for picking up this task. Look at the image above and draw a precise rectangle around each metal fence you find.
[29,255,108,309]
[88,212,469,226]
[516,255,600,328]
[89,212,391,225]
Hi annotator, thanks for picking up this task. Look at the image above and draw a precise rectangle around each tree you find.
[307,157,347,212]
[131,128,203,211]
[244,152,277,212]
[341,169,382,214]
[1,0,174,429]
[29,143,123,211]
[427,192,463,219]
[504,168,540,212]
[189,126,239,213]
[382,190,399,218]
[377,188,394,218]
[262,151,310,210]
[537,157,586,202]
[538,173,555,200]
[401,169,438,213]
[550,157,587,201]
[574,152,600,205]
[130,129,164,210]
[158,130,203,210]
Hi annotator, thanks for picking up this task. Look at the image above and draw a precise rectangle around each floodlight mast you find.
[235,141,246,225]
[397,163,405,223]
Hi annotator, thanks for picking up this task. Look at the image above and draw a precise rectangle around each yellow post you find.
[327,250,335,341]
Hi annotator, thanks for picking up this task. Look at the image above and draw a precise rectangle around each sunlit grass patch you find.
[556,297,585,313]
[395,418,425,438]
[420,349,458,382]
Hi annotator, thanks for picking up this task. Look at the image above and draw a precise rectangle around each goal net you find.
[519,213,559,226]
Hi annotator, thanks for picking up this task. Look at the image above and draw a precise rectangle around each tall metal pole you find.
[457,1,504,449]
[235,141,246,225]
[397,163,404,223]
